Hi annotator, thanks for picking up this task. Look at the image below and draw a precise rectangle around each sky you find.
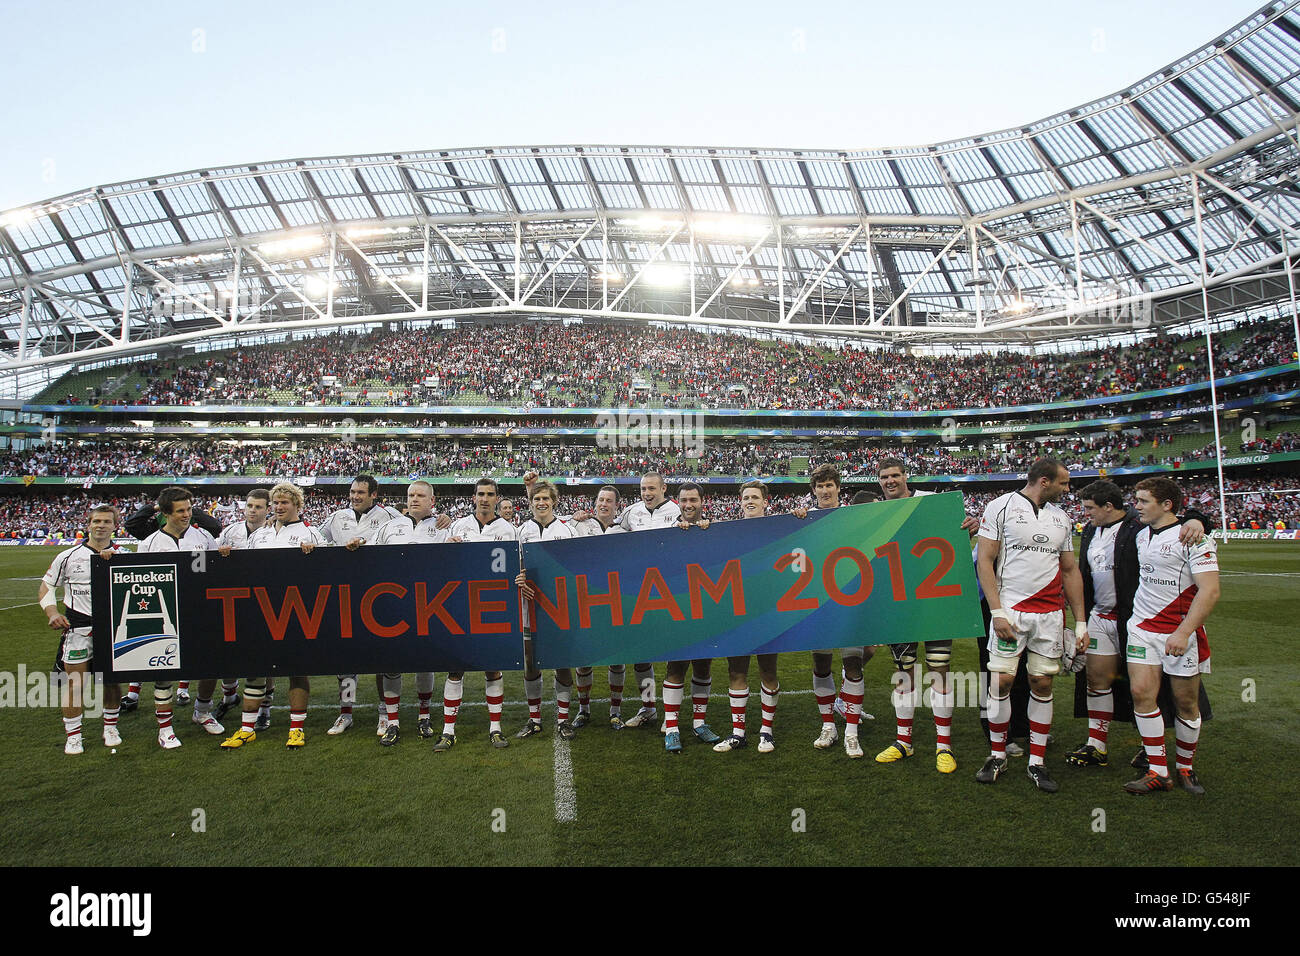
[0,0,1271,212]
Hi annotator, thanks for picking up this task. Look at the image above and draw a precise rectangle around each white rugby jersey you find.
[138,525,217,552]
[1132,522,1218,636]
[246,520,328,550]
[43,542,126,621]
[1086,520,1122,615]
[517,516,575,543]
[617,498,681,531]
[570,516,626,536]
[371,514,449,546]
[217,520,265,550]
[319,504,403,546]
[979,491,1072,613]
[448,514,518,542]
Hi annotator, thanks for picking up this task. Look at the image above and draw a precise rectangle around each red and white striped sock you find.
[635,663,656,707]
[63,716,82,739]
[840,677,864,737]
[556,682,571,724]
[987,692,1010,758]
[1174,715,1200,771]
[576,672,592,715]
[524,676,543,722]
[760,683,779,736]
[729,688,749,738]
[241,710,257,732]
[442,677,462,735]
[691,675,711,728]
[1027,693,1052,767]
[384,694,400,727]
[813,670,836,725]
[662,680,684,732]
[608,665,625,717]
[1135,709,1169,777]
[893,672,916,748]
[178,681,189,694]
[289,711,305,731]
[102,707,119,730]
[126,683,140,701]
[221,681,239,703]
[418,693,433,721]
[1087,687,1113,751]
[485,676,504,733]
[932,687,954,752]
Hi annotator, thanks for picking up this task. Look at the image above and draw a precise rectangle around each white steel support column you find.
[1192,176,1230,535]
[865,222,874,323]
[777,227,785,323]
[689,222,696,316]
[421,225,430,312]
[327,232,337,319]
[1284,231,1300,374]
[601,216,609,310]
[514,220,522,304]
[119,267,132,344]
[230,248,242,323]
[971,225,983,329]
[1070,199,1084,303]
[18,286,31,360]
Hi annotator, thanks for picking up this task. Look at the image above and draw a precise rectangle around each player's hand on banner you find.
[792,506,808,519]
[514,570,535,600]
[1178,520,1206,546]
[345,537,364,551]
[217,545,233,557]
[300,541,316,554]
[960,515,980,535]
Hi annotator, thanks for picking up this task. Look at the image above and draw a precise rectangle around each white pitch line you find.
[0,602,36,611]
[553,733,577,824]
[1219,570,1300,577]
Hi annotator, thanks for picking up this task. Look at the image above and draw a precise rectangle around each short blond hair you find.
[269,481,305,510]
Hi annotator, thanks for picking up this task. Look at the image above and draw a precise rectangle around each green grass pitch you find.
[1,542,1296,867]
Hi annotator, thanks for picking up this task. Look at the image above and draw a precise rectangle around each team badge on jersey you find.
[110,564,181,670]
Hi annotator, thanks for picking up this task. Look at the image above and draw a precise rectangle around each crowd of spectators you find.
[52,317,1298,413]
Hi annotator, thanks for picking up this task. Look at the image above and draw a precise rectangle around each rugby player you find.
[440,477,515,750]
[213,489,271,724]
[802,464,873,759]
[1122,477,1219,795]
[38,504,124,754]
[613,472,681,728]
[219,482,326,749]
[367,481,448,746]
[874,458,980,773]
[1066,480,1207,770]
[975,459,1087,792]
[514,480,578,740]
[662,481,721,752]
[714,480,781,754]
[321,475,403,737]
[568,484,629,729]
[134,487,224,748]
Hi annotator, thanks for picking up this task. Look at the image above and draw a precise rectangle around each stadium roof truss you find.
[5,1,1300,387]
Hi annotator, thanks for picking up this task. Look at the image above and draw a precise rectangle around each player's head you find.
[1026,458,1070,503]
[640,472,666,508]
[877,457,909,500]
[1078,480,1125,527]
[406,481,434,520]
[1133,476,1181,526]
[157,486,193,530]
[473,477,499,518]
[87,504,119,541]
[739,480,769,518]
[350,475,378,510]
[678,481,704,522]
[245,488,270,526]
[594,485,619,520]
[529,480,559,523]
[497,498,515,521]
[850,489,882,505]
[810,463,841,509]
[269,481,305,522]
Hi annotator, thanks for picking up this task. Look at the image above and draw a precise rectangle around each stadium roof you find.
[4,0,1300,382]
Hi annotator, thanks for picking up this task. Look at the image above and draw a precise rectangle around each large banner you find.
[525,492,984,668]
[91,541,525,681]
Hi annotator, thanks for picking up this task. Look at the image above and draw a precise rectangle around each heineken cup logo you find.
[110,566,181,670]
